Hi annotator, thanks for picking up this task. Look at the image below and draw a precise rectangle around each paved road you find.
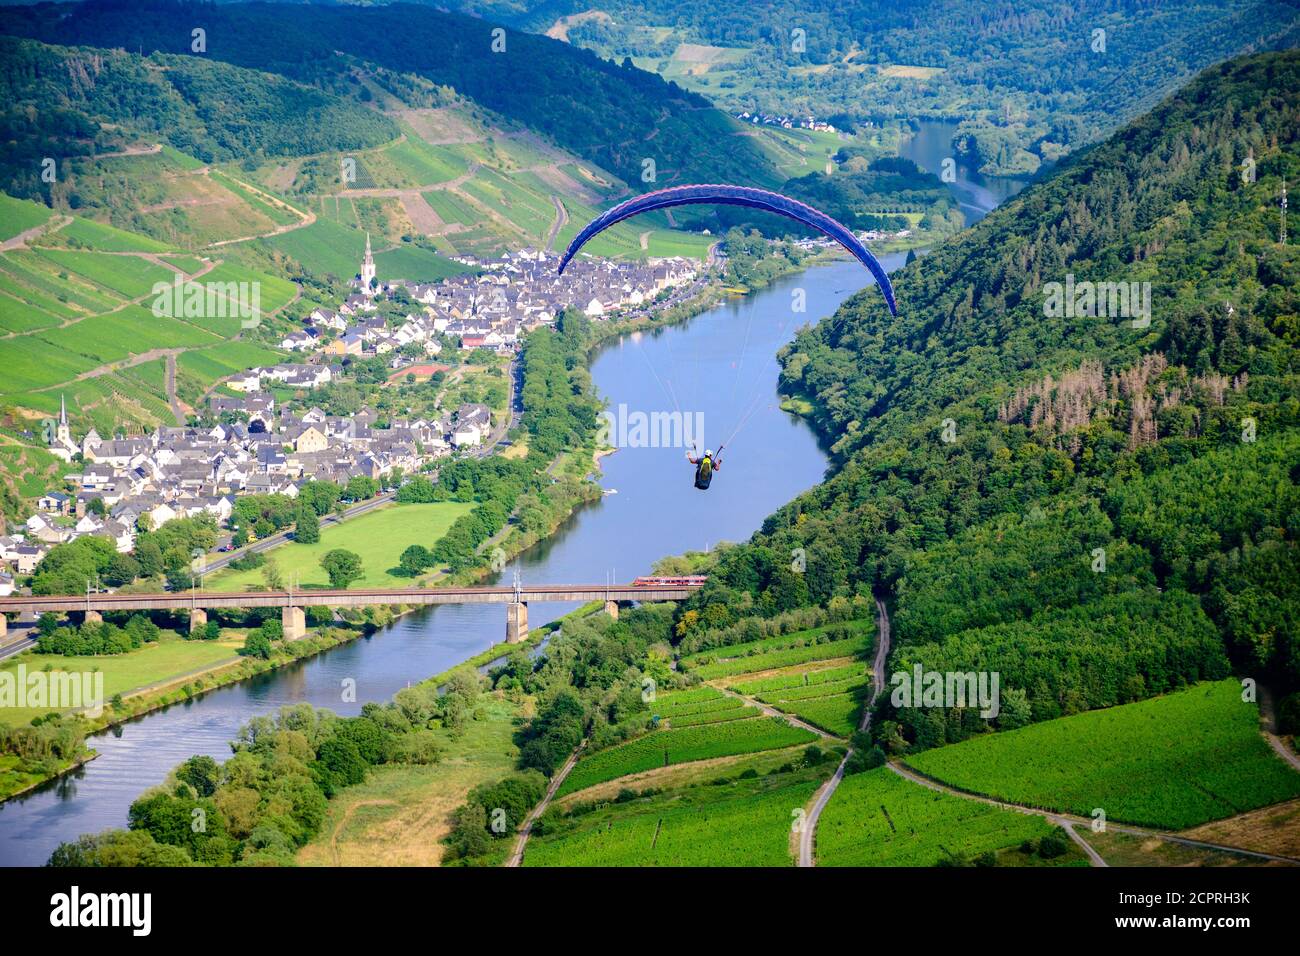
[798,595,891,867]
[506,740,586,867]
[0,634,37,662]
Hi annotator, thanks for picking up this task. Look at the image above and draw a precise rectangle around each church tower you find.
[56,393,72,448]
[360,232,377,293]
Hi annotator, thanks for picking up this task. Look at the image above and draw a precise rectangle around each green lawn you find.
[204,501,475,590]
[0,632,241,727]
[907,680,1300,829]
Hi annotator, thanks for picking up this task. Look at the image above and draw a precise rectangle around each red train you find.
[632,575,708,587]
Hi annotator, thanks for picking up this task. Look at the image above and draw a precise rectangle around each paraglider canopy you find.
[558,183,897,316]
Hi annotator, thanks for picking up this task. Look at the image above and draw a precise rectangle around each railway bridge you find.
[0,581,702,644]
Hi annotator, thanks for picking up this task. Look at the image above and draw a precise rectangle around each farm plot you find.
[525,776,818,867]
[55,216,171,253]
[649,690,759,728]
[0,192,52,240]
[422,190,480,226]
[817,767,1058,867]
[682,622,872,681]
[907,680,1300,829]
[733,663,863,695]
[265,218,366,277]
[557,717,817,798]
[32,249,173,299]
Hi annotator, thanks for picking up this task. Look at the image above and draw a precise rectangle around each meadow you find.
[0,632,241,727]
[204,501,475,590]
[298,694,521,866]
[557,717,818,797]
[907,680,1300,829]
[817,767,1060,867]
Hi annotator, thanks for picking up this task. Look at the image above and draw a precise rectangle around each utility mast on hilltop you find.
[1280,176,1288,245]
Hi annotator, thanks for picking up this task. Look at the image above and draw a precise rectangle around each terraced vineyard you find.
[681,619,873,680]
[817,767,1062,867]
[557,716,818,798]
[650,687,759,728]
[907,681,1300,829]
[526,774,819,867]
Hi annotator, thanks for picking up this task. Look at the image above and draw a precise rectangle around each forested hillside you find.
[0,0,780,191]
[673,50,1300,746]
[452,0,1300,175]
[0,37,399,202]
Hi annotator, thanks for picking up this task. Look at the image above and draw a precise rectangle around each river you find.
[0,256,908,865]
[0,119,1028,867]
[898,118,1031,225]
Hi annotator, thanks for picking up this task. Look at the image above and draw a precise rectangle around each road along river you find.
[0,257,895,866]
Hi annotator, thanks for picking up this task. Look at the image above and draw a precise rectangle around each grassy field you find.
[298,694,521,866]
[526,773,819,866]
[817,767,1066,867]
[0,192,53,240]
[907,680,1300,829]
[557,716,818,797]
[0,632,242,727]
[204,501,475,590]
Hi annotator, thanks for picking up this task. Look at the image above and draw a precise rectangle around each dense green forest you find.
[674,50,1300,747]
[0,0,781,190]
[446,0,1300,175]
[0,36,398,202]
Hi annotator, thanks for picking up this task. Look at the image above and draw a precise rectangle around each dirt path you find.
[545,195,567,252]
[798,595,890,867]
[713,683,834,740]
[1,214,71,251]
[206,172,315,248]
[506,739,586,867]
[889,761,1298,866]
[165,352,185,424]
[1259,685,1300,772]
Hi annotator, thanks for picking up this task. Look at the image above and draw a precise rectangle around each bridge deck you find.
[0,584,699,614]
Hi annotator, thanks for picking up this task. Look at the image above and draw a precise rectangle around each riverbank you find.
[0,621,388,803]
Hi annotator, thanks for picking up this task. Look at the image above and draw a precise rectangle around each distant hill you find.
[0,36,399,202]
[0,0,782,191]
[442,0,1300,176]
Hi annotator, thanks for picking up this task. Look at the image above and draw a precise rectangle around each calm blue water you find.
[0,257,893,865]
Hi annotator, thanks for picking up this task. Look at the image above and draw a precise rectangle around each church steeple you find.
[360,232,377,292]
[60,393,66,426]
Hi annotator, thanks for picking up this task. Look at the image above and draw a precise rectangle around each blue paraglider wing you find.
[557,184,897,316]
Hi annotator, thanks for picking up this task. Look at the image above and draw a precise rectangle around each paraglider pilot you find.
[687,448,722,490]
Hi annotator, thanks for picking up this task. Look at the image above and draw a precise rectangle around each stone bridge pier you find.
[506,601,528,643]
[283,606,306,641]
[604,600,619,620]
[189,608,208,636]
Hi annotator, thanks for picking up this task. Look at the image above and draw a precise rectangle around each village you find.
[0,243,703,591]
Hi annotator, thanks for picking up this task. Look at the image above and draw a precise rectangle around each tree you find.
[85,497,105,516]
[320,549,363,589]
[240,630,272,659]
[294,504,320,544]
[398,544,432,576]
[103,553,140,587]
[262,559,284,591]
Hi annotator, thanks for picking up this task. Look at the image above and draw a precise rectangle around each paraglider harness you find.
[692,446,722,490]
